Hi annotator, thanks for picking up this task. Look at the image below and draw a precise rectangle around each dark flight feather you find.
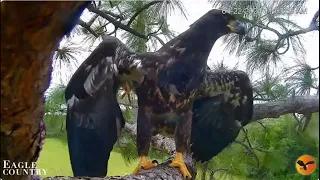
[65,37,130,177]
[65,36,167,176]
[190,70,253,162]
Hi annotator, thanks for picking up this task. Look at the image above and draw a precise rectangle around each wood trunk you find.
[1,2,89,180]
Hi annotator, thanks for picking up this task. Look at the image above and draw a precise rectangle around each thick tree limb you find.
[1,2,89,180]
[250,95,319,122]
[40,154,196,180]
[124,123,176,154]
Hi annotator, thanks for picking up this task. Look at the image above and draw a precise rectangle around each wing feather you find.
[65,35,176,176]
[65,35,139,177]
[191,70,253,162]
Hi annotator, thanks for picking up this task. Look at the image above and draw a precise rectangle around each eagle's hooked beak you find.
[227,20,246,35]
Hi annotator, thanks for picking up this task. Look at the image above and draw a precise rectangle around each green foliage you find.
[115,132,139,165]
[44,84,68,139]
[201,114,319,180]
[44,115,67,139]
[45,84,66,114]
[285,59,318,95]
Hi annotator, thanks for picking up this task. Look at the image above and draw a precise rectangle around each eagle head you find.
[191,9,247,37]
[211,9,246,35]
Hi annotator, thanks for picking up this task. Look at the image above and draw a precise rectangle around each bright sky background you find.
[48,0,319,94]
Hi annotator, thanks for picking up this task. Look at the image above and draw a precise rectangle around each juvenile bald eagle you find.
[65,9,250,179]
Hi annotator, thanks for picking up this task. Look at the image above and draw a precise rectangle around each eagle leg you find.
[133,106,157,174]
[168,110,193,179]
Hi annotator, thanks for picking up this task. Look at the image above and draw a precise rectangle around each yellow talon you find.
[168,152,192,180]
[133,156,158,175]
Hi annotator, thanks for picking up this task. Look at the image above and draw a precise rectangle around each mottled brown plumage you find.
[65,9,248,179]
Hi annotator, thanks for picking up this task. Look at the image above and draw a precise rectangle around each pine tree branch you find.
[86,4,149,39]
[126,1,163,26]
[101,9,124,20]
[84,3,166,40]
[77,19,99,38]
[87,14,99,27]
[243,14,318,54]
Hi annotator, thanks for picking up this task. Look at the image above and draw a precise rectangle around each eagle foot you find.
[168,152,192,180]
[133,156,158,175]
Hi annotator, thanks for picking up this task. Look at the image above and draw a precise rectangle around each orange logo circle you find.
[296,155,316,175]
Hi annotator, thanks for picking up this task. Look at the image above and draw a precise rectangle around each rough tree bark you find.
[41,155,196,180]
[251,95,319,122]
[1,2,89,180]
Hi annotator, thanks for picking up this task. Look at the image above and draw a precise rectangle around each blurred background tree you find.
[42,0,319,179]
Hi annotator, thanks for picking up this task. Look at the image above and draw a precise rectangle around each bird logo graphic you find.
[296,155,316,175]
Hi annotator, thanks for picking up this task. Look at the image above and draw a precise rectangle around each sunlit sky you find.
[48,0,319,94]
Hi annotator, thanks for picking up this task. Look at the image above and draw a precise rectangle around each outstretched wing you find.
[297,160,305,166]
[305,160,315,165]
[190,70,253,162]
[65,36,144,177]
